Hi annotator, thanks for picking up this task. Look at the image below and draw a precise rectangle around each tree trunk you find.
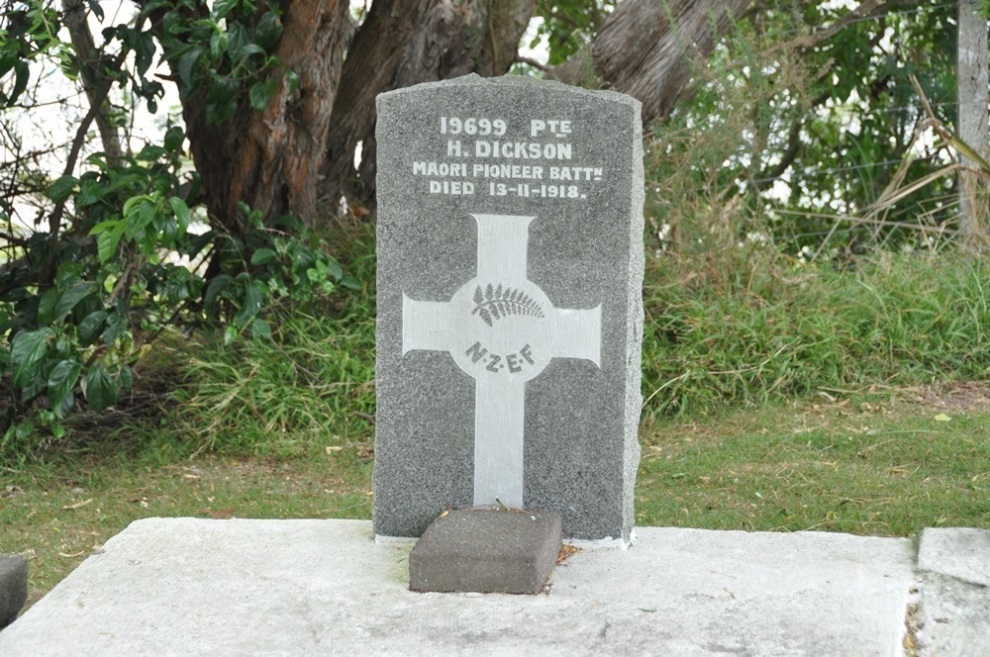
[957,0,990,251]
[174,0,532,229]
[179,0,354,233]
[552,0,752,124]
[321,0,535,210]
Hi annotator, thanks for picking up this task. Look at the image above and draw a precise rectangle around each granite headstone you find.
[374,75,643,543]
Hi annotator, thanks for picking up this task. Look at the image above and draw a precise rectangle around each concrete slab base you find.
[0,518,923,656]
[915,528,990,657]
[409,508,562,594]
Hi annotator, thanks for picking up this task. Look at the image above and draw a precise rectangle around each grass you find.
[638,389,990,534]
[161,308,376,458]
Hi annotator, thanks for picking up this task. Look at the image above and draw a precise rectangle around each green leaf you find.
[212,0,238,19]
[135,31,155,76]
[117,365,134,390]
[177,45,204,84]
[340,276,361,291]
[284,69,299,94]
[77,179,103,207]
[82,364,118,411]
[231,42,265,63]
[223,325,238,346]
[250,248,277,265]
[37,288,59,324]
[45,175,78,203]
[209,30,229,61]
[9,60,30,106]
[77,310,108,345]
[123,195,159,252]
[136,144,166,161]
[234,280,265,328]
[11,327,54,389]
[86,0,105,21]
[249,318,271,339]
[255,11,283,49]
[249,77,279,111]
[54,283,95,322]
[205,274,232,309]
[47,359,82,418]
[168,197,191,236]
[101,310,129,344]
[164,126,185,152]
[139,0,170,17]
[325,258,343,280]
[95,220,126,264]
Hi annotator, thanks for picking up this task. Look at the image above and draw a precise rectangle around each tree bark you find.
[552,0,752,124]
[321,0,535,210]
[179,0,354,232]
[957,0,989,251]
[62,0,123,166]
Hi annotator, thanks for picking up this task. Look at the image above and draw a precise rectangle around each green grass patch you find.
[161,308,376,458]
[136,231,379,461]
[638,394,990,535]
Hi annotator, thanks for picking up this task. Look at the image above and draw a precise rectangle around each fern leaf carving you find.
[471,283,545,325]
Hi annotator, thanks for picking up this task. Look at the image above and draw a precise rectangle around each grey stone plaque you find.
[374,75,643,543]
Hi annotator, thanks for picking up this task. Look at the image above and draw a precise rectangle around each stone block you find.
[0,554,27,630]
[409,508,562,594]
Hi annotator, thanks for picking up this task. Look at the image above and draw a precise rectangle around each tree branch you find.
[514,55,547,71]
[41,46,129,287]
[62,0,123,166]
[787,0,907,51]
[752,90,831,191]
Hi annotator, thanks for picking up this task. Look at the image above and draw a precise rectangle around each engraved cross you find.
[402,214,602,508]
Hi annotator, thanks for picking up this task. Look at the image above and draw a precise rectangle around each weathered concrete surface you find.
[0,553,28,629]
[916,528,990,657]
[409,508,561,594]
[0,518,918,656]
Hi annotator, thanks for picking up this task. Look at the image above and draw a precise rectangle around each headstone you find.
[374,75,643,543]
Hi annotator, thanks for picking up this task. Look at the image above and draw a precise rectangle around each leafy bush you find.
[0,2,355,446]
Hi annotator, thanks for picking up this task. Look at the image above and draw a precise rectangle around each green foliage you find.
[642,250,990,418]
[141,0,294,121]
[0,2,60,106]
[0,1,352,448]
[168,309,375,456]
[165,240,376,457]
[649,0,961,256]
[532,0,615,66]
